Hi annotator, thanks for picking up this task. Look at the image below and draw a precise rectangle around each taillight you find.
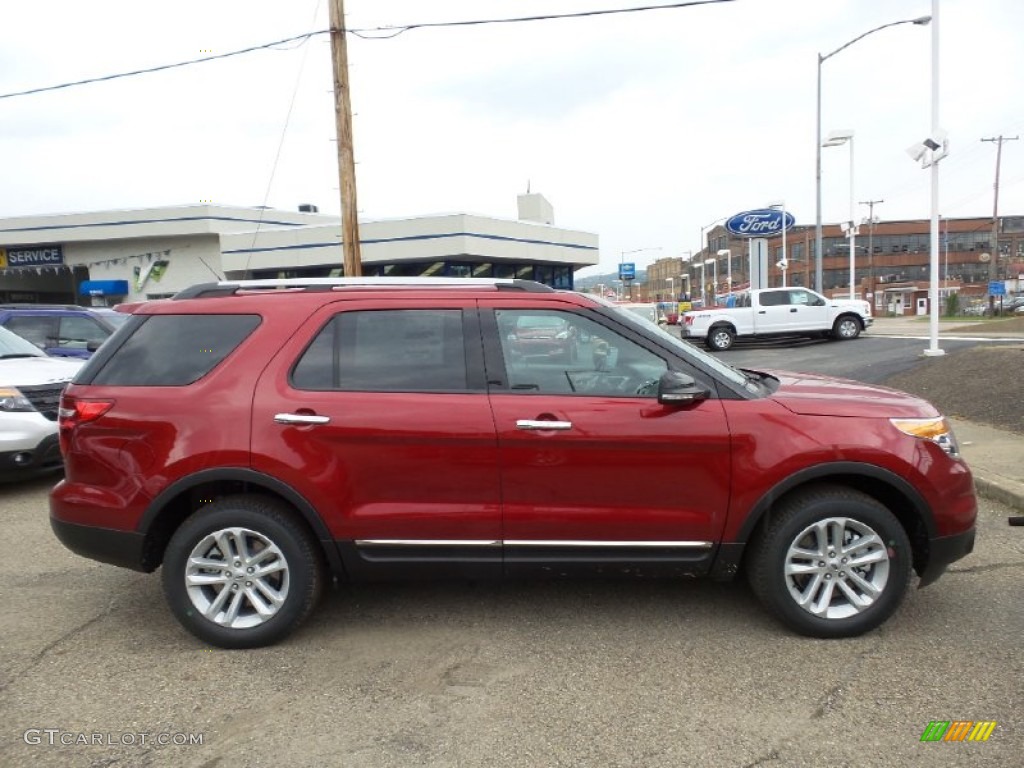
[58,394,114,455]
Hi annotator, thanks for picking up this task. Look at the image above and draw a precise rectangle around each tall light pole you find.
[823,130,856,299]
[860,199,883,307]
[620,247,662,301]
[677,250,692,299]
[697,261,707,306]
[924,0,943,356]
[815,14,932,293]
[700,216,729,263]
[717,249,733,298]
[704,257,718,305]
[767,202,788,287]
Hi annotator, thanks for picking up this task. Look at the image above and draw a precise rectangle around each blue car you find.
[0,304,129,359]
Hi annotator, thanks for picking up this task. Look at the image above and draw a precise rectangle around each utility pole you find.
[858,199,883,310]
[329,0,362,275]
[981,135,1018,311]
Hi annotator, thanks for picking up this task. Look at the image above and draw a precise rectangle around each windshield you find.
[516,315,565,330]
[101,311,131,328]
[593,297,756,391]
[0,325,47,358]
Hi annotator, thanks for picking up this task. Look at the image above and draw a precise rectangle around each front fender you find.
[731,461,935,544]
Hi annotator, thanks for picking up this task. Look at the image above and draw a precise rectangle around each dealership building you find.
[645,215,1024,315]
[0,194,598,305]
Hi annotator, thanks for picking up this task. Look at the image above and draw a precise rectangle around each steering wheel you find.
[634,379,659,396]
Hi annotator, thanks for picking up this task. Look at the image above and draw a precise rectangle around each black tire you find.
[746,485,912,638]
[707,325,735,351]
[832,315,862,340]
[162,494,325,648]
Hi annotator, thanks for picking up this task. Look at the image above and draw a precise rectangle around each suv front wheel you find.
[162,495,324,648]
[747,485,912,638]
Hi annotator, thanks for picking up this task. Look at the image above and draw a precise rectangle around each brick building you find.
[647,215,1024,315]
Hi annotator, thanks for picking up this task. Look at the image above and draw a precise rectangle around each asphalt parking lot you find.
[1,475,1021,768]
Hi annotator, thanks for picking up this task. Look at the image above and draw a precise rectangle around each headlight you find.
[890,417,960,457]
[0,387,35,413]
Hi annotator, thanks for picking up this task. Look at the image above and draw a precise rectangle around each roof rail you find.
[172,277,555,300]
[0,303,93,311]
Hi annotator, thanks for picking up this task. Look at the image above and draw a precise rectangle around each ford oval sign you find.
[725,209,795,238]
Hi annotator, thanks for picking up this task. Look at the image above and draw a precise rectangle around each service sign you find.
[725,209,795,238]
[0,245,64,268]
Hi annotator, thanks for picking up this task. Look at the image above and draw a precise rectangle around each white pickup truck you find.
[681,287,872,351]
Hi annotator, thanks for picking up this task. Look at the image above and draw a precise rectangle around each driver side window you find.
[494,309,667,397]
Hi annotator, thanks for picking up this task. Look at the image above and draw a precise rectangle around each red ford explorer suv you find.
[51,278,976,648]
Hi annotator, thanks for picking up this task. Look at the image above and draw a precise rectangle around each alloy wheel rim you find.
[184,527,290,629]
[783,516,890,620]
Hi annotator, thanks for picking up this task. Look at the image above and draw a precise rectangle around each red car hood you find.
[764,369,939,419]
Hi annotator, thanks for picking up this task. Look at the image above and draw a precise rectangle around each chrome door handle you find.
[516,420,572,431]
[274,413,331,425]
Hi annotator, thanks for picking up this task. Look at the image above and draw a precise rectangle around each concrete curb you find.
[972,472,1024,513]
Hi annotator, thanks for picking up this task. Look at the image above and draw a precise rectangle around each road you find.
[672,330,996,385]
[2,470,1022,767]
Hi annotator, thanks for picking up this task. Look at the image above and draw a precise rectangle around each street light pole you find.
[860,199,883,307]
[815,14,932,294]
[848,139,856,300]
[782,202,787,287]
[699,216,729,264]
[822,130,855,299]
[717,249,733,298]
[704,258,718,305]
[767,202,788,287]
[620,247,662,302]
[925,0,943,356]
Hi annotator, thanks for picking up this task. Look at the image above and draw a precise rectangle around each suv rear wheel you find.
[747,485,912,638]
[707,325,736,351]
[162,495,324,648]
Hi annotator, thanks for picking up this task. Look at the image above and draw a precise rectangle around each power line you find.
[349,0,736,39]
[0,1,736,100]
[0,30,326,101]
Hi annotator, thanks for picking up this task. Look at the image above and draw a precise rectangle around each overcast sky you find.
[2,0,1022,276]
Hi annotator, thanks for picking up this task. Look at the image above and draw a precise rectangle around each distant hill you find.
[574,270,646,291]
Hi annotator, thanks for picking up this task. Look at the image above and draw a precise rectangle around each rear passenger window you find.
[59,316,108,347]
[758,291,788,307]
[89,315,261,386]
[3,316,55,347]
[292,309,468,392]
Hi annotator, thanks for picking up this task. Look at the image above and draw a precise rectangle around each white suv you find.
[0,326,82,481]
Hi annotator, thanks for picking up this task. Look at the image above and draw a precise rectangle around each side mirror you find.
[657,370,710,406]
[87,340,102,352]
